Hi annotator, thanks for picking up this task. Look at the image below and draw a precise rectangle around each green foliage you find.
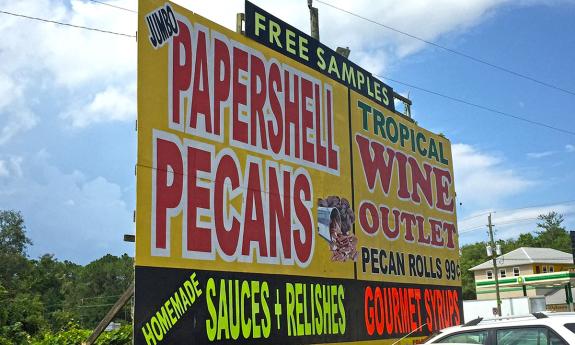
[461,211,572,300]
[0,210,133,344]
[31,323,131,345]
[0,211,31,255]
[31,323,90,345]
[460,241,489,300]
[95,325,132,345]
[535,212,570,253]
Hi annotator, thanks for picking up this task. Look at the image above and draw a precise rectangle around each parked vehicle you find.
[422,312,575,344]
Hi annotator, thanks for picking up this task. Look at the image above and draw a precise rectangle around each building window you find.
[487,270,493,279]
[549,266,554,272]
[542,265,547,273]
[500,269,506,278]
[535,265,540,274]
[513,267,520,276]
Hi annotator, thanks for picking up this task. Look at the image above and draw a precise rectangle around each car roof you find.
[440,312,575,334]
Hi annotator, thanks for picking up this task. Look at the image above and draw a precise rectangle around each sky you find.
[0,0,574,264]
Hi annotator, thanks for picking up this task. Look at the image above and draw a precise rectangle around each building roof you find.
[469,247,573,271]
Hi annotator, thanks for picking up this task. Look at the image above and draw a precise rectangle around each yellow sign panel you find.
[137,2,353,279]
[351,91,459,287]
[135,1,461,344]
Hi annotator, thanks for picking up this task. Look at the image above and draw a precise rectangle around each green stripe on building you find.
[476,286,537,294]
[524,272,575,282]
[476,277,518,286]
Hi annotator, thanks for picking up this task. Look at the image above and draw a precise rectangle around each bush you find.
[31,323,131,345]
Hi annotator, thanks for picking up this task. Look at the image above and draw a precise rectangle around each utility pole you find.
[487,213,502,316]
[308,0,319,40]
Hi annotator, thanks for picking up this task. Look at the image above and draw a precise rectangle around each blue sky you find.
[0,0,573,264]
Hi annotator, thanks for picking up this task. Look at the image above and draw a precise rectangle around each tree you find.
[0,210,31,255]
[0,211,44,343]
[66,254,133,327]
[460,241,489,300]
[535,212,570,253]
[0,211,33,291]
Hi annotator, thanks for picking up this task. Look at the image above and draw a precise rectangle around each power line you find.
[0,9,136,38]
[459,199,575,223]
[315,0,575,97]
[492,200,575,216]
[378,75,575,137]
[4,6,574,138]
[459,211,575,235]
[86,0,137,13]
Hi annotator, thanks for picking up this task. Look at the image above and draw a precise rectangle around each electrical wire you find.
[315,0,575,97]
[0,9,136,38]
[459,211,575,235]
[459,200,575,223]
[86,0,137,13]
[378,75,575,137]
[3,5,574,138]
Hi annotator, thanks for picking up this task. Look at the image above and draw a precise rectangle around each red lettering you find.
[401,211,416,242]
[249,54,268,149]
[429,219,444,247]
[189,29,212,133]
[293,173,312,264]
[242,162,267,257]
[434,167,454,212]
[375,287,385,335]
[171,21,191,126]
[424,290,433,332]
[213,38,231,136]
[395,151,410,199]
[314,83,327,166]
[364,287,375,335]
[268,167,291,259]
[326,88,338,170]
[384,288,393,335]
[187,146,211,252]
[284,71,300,158]
[214,154,241,256]
[232,46,248,144]
[267,63,283,154]
[301,78,315,163]
[392,288,403,333]
[380,206,400,240]
[355,134,395,193]
[155,138,183,249]
[417,215,430,245]
[359,201,379,235]
[409,157,433,207]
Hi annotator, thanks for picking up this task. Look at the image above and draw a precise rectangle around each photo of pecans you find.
[317,196,358,262]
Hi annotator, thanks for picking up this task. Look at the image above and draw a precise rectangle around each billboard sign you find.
[136,1,461,344]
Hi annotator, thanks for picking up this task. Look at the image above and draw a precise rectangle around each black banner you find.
[134,266,462,345]
[244,1,395,113]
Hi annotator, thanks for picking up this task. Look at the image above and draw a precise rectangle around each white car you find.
[423,312,575,345]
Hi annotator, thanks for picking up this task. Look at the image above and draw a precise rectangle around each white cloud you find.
[61,83,136,128]
[452,143,534,209]
[0,0,569,143]
[0,73,38,145]
[173,0,558,75]
[0,150,133,263]
[566,144,575,152]
[0,0,136,143]
[527,151,555,158]
[0,156,23,178]
[0,0,137,88]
